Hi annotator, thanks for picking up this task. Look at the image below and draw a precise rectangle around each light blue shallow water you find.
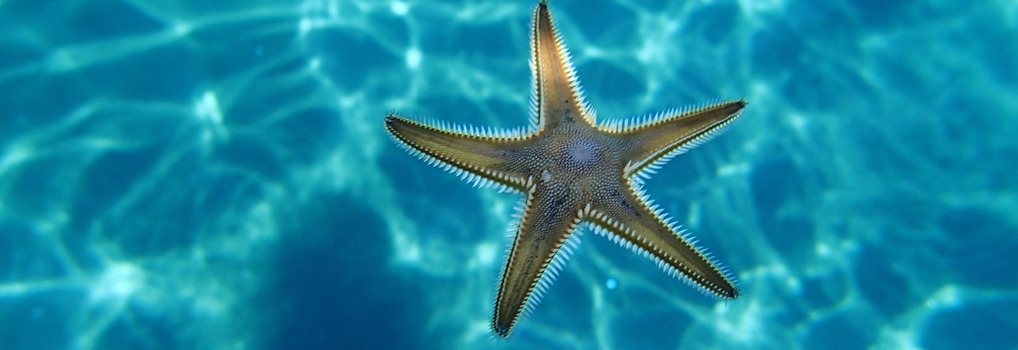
[2,0,1017,349]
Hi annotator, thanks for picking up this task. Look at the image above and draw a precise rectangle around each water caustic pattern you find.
[0,0,1016,349]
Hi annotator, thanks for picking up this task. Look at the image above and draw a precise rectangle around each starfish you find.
[385,1,745,338]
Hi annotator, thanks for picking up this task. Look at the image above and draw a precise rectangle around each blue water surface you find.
[1,0,1017,349]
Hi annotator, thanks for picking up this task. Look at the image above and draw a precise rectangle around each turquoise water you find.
[2,0,1017,349]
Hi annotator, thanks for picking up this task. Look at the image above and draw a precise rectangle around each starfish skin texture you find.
[385,1,745,338]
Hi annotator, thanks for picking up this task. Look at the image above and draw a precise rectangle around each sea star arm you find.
[612,100,746,178]
[385,114,531,191]
[586,181,739,299]
[530,1,596,131]
[493,181,583,337]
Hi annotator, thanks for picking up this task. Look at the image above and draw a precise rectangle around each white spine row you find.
[597,99,725,133]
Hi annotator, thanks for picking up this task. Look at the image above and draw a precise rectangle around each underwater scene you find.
[1,0,1016,349]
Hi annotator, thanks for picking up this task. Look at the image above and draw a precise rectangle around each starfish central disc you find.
[564,136,603,166]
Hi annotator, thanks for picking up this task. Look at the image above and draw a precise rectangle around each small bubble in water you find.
[606,278,617,290]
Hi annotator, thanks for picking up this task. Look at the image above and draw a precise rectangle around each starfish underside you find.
[385,1,745,338]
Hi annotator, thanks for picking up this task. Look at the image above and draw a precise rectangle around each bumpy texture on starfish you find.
[385,1,746,338]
